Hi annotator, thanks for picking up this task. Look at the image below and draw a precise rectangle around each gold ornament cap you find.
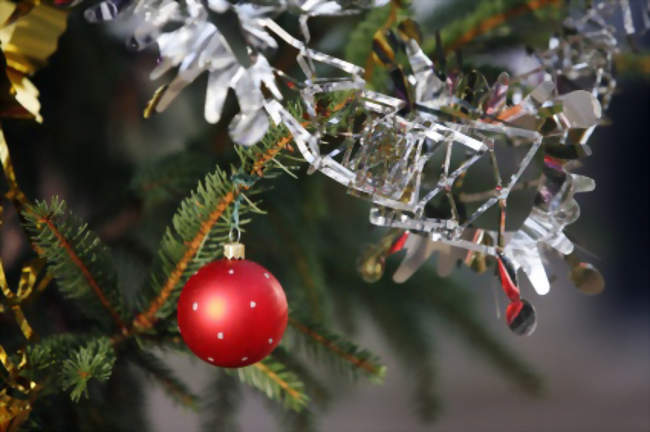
[223,242,245,260]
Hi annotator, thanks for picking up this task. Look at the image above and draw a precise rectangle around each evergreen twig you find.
[23,198,128,331]
[288,316,386,382]
[129,350,199,409]
[60,337,116,402]
[201,371,242,432]
[226,357,309,411]
[130,132,296,333]
[448,0,562,52]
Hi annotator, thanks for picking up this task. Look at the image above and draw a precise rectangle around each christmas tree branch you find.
[130,98,359,334]
[227,356,308,411]
[358,284,442,420]
[250,361,307,409]
[264,206,328,321]
[37,213,126,330]
[129,350,198,409]
[130,150,217,209]
[251,135,294,177]
[60,337,116,402]
[441,0,563,53]
[201,371,242,432]
[132,189,239,331]
[26,334,116,402]
[132,131,295,333]
[288,316,386,381]
[23,199,128,331]
[271,347,332,406]
[448,0,562,51]
[412,269,542,394]
[253,362,302,400]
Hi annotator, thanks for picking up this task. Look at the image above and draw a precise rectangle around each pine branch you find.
[413,362,441,422]
[59,337,116,402]
[129,350,198,409]
[262,397,318,432]
[252,362,307,409]
[132,176,238,330]
[292,249,328,320]
[22,198,128,331]
[265,205,329,322]
[26,334,83,375]
[271,347,331,407]
[287,315,386,382]
[131,122,297,333]
[449,0,562,52]
[359,283,442,421]
[201,371,242,432]
[422,0,563,54]
[412,269,542,394]
[26,335,117,402]
[250,135,295,177]
[131,149,216,208]
[227,356,309,412]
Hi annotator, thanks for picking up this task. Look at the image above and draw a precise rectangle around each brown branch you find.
[446,0,563,53]
[132,190,238,331]
[156,375,197,409]
[132,136,296,333]
[251,135,294,177]
[253,362,303,402]
[37,215,127,332]
[266,208,323,321]
[288,317,382,376]
[128,98,352,337]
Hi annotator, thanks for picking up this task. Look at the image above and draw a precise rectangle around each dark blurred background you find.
[1,0,648,430]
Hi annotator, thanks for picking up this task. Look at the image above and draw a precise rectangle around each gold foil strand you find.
[0,256,13,299]
[16,258,44,301]
[0,125,26,207]
[0,259,36,341]
[0,343,15,375]
[10,306,33,341]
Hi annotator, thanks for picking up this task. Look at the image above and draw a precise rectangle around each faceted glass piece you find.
[558,90,602,129]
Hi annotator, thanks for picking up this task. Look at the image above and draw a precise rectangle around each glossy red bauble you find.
[177,259,288,367]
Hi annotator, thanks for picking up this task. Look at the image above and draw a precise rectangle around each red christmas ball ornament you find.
[177,242,288,367]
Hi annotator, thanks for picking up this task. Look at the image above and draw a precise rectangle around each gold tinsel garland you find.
[0,1,66,429]
[0,0,66,121]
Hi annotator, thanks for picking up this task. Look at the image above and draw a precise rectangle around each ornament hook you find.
[224,226,245,260]
[229,227,241,243]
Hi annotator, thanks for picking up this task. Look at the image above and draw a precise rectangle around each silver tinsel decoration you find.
[84,0,648,333]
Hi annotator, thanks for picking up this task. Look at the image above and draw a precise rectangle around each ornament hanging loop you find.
[224,204,245,259]
[229,227,241,243]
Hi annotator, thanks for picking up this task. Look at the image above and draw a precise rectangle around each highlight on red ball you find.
[177,258,288,368]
